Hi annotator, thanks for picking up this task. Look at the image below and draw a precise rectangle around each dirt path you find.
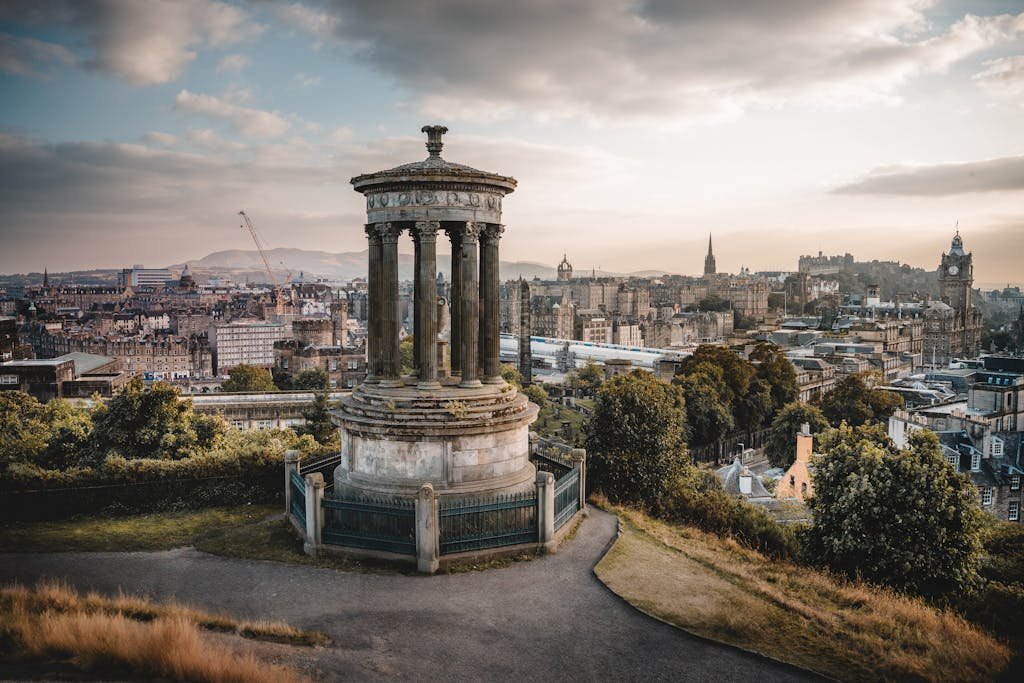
[0,508,815,681]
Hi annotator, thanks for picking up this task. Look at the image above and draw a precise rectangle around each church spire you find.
[43,268,49,288]
[703,233,716,276]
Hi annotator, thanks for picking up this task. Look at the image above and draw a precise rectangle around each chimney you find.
[796,424,813,463]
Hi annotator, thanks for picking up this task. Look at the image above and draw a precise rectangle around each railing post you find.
[528,431,538,457]
[284,449,299,514]
[571,447,587,511]
[416,483,439,574]
[536,470,556,552]
[303,472,324,556]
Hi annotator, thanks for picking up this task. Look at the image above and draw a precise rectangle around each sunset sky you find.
[1,1,1023,285]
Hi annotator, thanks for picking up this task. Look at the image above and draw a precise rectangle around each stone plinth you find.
[332,380,539,499]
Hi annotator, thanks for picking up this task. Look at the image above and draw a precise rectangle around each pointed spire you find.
[43,268,49,288]
[707,233,713,257]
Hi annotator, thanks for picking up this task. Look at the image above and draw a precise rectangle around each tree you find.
[222,364,276,393]
[37,399,94,470]
[523,384,549,410]
[804,424,983,597]
[576,360,605,393]
[585,370,688,507]
[399,336,414,375]
[0,391,49,467]
[89,378,203,461]
[293,368,329,391]
[500,363,523,389]
[818,372,904,427]
[295,390,339,452]
[675,369,733,447]
[765,401,829,468]
[749,343,799,413]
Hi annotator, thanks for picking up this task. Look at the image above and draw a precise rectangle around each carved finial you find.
[421,125,448,158]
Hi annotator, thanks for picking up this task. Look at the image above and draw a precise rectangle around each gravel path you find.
[0,508,817,681]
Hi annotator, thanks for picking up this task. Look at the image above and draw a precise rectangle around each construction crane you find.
[238,210,285,316]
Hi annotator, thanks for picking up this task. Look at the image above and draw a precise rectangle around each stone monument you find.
[333,125,539,499]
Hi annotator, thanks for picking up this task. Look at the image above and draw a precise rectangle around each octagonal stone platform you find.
[332,380,539,499]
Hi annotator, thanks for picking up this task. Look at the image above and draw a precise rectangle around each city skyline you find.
[2,1,1024,282]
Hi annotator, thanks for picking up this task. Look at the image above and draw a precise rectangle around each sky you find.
[1,0,1023,285]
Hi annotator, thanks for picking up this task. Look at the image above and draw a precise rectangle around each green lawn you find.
[0,505,404,573]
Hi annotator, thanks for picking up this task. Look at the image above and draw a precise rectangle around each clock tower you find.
[939,231,972,312]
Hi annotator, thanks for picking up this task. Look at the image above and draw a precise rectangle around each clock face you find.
[947,265,959,276]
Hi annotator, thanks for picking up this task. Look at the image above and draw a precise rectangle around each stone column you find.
[303,472,325,556]
[412,228,422,375]
[413,222,441,389]
[415,483,439,574]
[459,222,481,387]
[378,222,403,387]
[446,226,463,376]
[536,470,556,553]
[364,225,382,383]
[284,449,299,514]
[479,224,504,383]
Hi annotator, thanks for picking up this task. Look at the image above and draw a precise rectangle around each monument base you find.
[331,379,539,499]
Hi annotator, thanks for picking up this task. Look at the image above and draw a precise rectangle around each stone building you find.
[274,340,366,389]
[777,424,815,502]
[925,232,984,365]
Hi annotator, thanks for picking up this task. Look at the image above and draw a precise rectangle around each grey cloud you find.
[298,0,1022,122]
[834,155,1024,196]
[0,32,76,78]
[0,0,262,85]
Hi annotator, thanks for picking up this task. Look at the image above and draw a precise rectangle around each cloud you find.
[278,0,1024,124]
[294,72,321,86]
[143,131,177,146]
[185,128,245,151]
[174,89,291,138]
[0,32,76,78]
[0,0,262,85]
[973,54,1024,98]
[834,155,1024,196]
[215,52,250,73]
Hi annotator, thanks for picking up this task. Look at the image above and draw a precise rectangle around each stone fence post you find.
[416,483,439,574]
[528,431,538,457]
[303,472,324,556]
[536,470,555,552]
[284,449,299,514]
[571,447,587,511]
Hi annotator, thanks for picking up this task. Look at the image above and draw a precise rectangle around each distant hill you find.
[169,248,556,282]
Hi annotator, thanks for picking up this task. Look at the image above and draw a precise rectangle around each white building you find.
[211,322,287,375]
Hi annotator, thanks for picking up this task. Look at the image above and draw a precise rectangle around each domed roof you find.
[350,125,516,193]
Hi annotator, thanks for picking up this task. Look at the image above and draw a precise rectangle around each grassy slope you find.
[0,580,319,682]
[595,505,1011,683]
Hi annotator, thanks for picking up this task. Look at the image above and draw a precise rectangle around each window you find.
[991,437,1004,458]
[1011,501,1020,522]
[800,482,808,498]
[1013,475,1021,492]
[982,488,993,506]
[789,475,795,487]
[946,453,959,470]
[0,374,18,385]
[971,452,981,472]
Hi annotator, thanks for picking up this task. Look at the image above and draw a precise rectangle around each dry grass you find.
[0,579,325,681]
[595,502,1011,682]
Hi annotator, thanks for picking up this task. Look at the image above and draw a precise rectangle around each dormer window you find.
[946,453,958,470]
[991,437,1004,458]
[971,452,981,472]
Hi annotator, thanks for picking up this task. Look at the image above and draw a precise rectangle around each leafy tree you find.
[675,369,733,447]
[0,391,49,467]
[37,399,94,470]
[293,367,330,391]
[272,366,294,391]
[749,343,799,413]
[500,363,523,389]
[295,390,338,452]
[805,424,983,597]
[524,384,549,410]
[735,378,774,432]
[818,372,904,427]
[765,401,829,468]
[399,336,414,375]
[585,370,688,507]
[576,360,605,392]
[221,364,276,393]
[89,378,203,460]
